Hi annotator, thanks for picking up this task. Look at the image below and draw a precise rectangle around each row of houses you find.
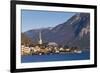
[21,42,82,56]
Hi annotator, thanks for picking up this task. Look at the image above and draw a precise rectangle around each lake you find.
[21,51,90,63]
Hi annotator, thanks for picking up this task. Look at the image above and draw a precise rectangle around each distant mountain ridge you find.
[22,13,90,49]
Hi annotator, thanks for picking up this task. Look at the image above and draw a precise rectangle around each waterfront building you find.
[21,46,31,55]
[48,42,58,47]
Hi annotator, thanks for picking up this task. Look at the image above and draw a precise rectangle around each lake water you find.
[21,51,90,63]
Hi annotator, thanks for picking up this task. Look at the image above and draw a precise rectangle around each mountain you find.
[22,13,90,49]
[21,33,34,46]
[23,27,52,44]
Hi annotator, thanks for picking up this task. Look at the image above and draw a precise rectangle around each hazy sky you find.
[21,10,76,32]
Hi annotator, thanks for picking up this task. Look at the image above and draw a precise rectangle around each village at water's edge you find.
[21,31,88,56]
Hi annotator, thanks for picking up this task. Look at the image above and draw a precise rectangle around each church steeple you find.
[39,30,42,44]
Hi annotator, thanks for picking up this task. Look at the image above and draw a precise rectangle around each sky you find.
[21,10,76,32]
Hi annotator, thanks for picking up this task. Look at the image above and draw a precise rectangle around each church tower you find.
[39,30,43,44]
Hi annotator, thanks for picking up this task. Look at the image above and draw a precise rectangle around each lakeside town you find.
[21,31,83,56]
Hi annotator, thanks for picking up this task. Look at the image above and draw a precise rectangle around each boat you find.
[74,50,82,53]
